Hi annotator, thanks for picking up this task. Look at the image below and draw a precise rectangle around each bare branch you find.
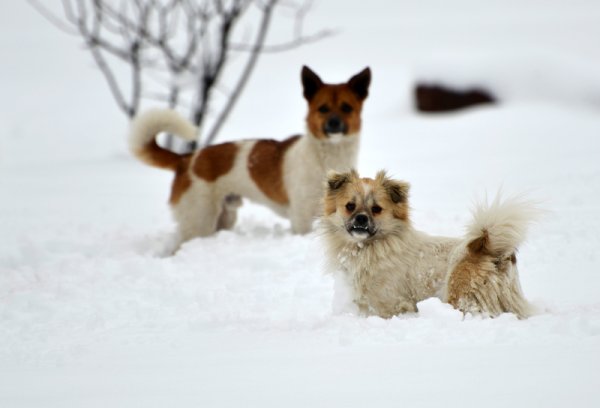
[192,0,249,126]
[128,13,144,116]
[26,0,79,35]
[230,28,333,53]
[87,1,133,116]
[90,43,132,115]
[62,0,77,24]
[230,0,333,54]
[202,0,277,145]
[31,0,331,144]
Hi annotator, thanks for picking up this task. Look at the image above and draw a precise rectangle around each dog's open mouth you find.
[348,225,375,238]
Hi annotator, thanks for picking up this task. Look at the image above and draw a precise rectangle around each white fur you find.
[129,109,197,154]
[284,129,360,233]
[464,194,540,256]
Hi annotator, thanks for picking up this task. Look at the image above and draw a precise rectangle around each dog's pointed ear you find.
[379,172,409,204]
[302,66,323,101]
[348,67,371,100]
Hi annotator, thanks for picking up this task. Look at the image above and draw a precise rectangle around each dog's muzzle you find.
[347,213,376,238]
[323,115,348,136]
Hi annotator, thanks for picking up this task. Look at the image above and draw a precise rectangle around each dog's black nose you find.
[354,214,369,226]
[324,116,344,134]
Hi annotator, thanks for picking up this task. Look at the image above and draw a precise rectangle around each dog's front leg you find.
[288,200,316,234]
[290,216,313,234]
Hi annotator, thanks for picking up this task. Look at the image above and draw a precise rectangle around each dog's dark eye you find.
[341,103,353,113]
[345,202,356,212]
[318,105,330,113]
[371,205,382,214]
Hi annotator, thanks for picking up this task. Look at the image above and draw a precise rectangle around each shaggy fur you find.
[320,170,538,319]
[129,66,371,248]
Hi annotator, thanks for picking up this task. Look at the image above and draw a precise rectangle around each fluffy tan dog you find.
[320,169,538,319]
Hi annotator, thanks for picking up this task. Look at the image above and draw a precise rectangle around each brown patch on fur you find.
[169,156,192,204]
[324,170,360,215]
[374,171,410,221]
[325,170,360,212]
[391,203,409,221]
[467,229,490,255]
[510,252,517,264]
[446,252,490,310]
[447,250,529,318]
[137,140,187,171]
[248,135,301,205]
[193,142,239,182]
[306,85,366,139]
[323,193,339,216]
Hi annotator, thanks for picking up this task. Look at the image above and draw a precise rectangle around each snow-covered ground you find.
[2,1,600,407]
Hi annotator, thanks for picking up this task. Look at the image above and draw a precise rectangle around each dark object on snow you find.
[415,84,496,112]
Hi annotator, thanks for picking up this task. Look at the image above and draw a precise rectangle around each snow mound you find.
[417,297,463,320]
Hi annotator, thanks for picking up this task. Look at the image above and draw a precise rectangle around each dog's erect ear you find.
[376,171,409,204]
[348,67,371,100]
[302,66,324,101]
[386,181,410,204]
[327,169,358,192]
[327,171,350,191]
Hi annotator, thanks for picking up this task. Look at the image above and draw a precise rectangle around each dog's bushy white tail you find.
[128,109,198,170]
[129,109,197,152]
[465,194,540,256]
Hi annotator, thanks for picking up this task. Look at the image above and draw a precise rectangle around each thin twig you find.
[31,0,330,145]
[230,29,333,53]
[26,0,79,34]
[202,0,277,145]
[192,0,247,127]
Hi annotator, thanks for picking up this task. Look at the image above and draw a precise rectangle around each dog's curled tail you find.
[465,194,540,257]
[129,109,197,171]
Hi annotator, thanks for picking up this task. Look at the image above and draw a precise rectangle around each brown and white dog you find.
[129,66,371,246]
[320,170,538,319]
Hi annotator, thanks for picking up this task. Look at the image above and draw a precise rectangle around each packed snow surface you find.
[1,1,600,407]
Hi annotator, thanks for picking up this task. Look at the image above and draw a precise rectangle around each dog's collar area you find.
[325,132,346,144]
